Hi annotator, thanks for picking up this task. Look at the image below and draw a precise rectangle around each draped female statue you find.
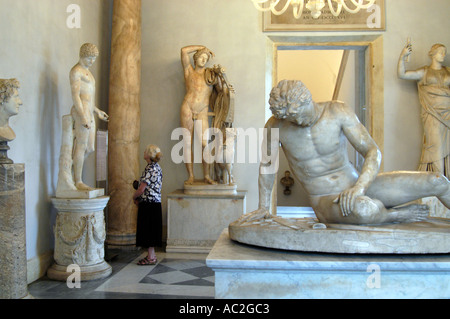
[398,41,450,178]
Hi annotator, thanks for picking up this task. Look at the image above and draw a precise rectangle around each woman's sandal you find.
[137,256,157,266]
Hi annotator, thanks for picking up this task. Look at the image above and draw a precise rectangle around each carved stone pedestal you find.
[0,164,30,299]
[47,196,112,281]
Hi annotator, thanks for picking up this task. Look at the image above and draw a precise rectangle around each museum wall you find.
[0,0,113,282]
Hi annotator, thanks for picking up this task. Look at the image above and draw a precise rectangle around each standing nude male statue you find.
[239,80,450,226]
[56,43,109,195]
[70,43,109,190]
[180,45,217,185]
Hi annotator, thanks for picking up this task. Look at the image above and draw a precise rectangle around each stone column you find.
[0,164,29,299]
[106,0,142,247]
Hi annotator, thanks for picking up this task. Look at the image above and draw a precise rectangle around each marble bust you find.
[0,78,21,142]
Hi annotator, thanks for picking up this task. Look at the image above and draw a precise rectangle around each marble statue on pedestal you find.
[0,78,21,164]
[180,45,236,190]
[56,43,109,198]
[398,41,450,218]
[230,80,450,254]
[48,44,111,282]
[398,41,450,178]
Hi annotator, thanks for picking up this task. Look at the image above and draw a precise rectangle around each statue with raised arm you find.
[0,78,21,164]
[180,45,235,186]
[56,43,109,197]
[238,80,450,226]
[398,41,450,178]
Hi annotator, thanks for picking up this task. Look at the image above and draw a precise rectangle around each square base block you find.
[207,229,450,299]
[167,190,246,253]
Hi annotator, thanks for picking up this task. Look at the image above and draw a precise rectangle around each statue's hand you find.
[207,49,215,59]
[334,185,365,217]
[401,42,412,60]
[82,115,91,129]
[97,110,109,122]
[236,207,272,225]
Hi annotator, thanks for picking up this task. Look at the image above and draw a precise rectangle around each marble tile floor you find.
[28,248,215,299]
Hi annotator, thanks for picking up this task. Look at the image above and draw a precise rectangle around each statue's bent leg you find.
[352,196,428,225]
[311,194,429,225]
[366,171,450,209]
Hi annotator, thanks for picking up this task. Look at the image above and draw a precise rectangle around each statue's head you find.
[0,78,21,118]
[80,43,99,58]
[193,48,212,68]
[269,80,313,122]
[0,78,21,142]
[429,44,447,62]
[79,43,99,68]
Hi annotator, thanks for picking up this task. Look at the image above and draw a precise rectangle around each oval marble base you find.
[229,217,450,254]
[47,261,112,282]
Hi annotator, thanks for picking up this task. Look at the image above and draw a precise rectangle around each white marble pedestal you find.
[167,190,246,253]
[47,196,112,281]
[207,229,450,299]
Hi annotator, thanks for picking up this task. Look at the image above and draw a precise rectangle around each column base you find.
[106,233,137,249]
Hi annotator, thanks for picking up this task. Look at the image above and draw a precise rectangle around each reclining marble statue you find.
[56,43,109,198]
[230,80,450,253]
[0,78,21,164]
[180,45,235,187]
